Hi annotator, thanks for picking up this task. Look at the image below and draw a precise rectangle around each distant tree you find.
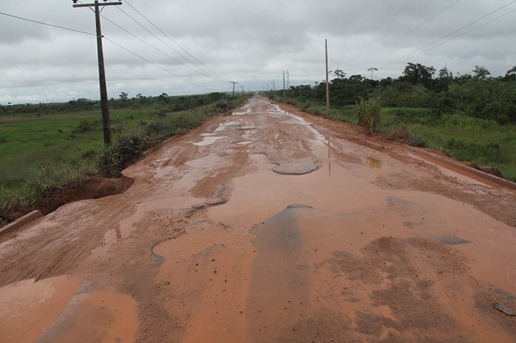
[119,92,129,101]
[331,68,346,79]
[438,66,453,80]
[368,67,378,80]
[401,62,435,89]
[436,66,453,92]
[504,65,516,81]
[473,66,491,80]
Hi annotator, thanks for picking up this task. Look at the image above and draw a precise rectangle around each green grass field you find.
[0,95,248,225]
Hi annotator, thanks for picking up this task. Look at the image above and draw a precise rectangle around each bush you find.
[73,120,99,134]
[97,129,160,178]
[356,97,382,134]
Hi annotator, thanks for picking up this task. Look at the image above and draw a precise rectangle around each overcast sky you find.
[1,0,515,104]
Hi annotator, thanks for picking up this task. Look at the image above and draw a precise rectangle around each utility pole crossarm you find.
[73,2,122,8]
[230,81,238,97]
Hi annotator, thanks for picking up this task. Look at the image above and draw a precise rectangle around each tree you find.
[436,66,453,92]
[368,67,378,80]
[401,63,435,89]
[119,92,129,101]
[504,65,516,81]
[331,68,346,79]
[473,66,491,80]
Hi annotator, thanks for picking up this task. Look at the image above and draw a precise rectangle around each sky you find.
[0,0,515,104]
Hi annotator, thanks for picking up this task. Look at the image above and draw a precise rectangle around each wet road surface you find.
[1,95,515,342]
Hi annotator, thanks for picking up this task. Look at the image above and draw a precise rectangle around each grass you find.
[0,95,249,225]
[275,96,516,182]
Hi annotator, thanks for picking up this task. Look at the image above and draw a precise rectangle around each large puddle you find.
[0,275,80,342]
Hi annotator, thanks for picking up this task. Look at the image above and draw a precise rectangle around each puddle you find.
[233,107,252,116]
[273,158,319,175]
[38,290,138,343]
[193,136,225,146]
[439,235,471,245]
[186,154,225,169]
[0,275,81,342]
[215,120,239,132]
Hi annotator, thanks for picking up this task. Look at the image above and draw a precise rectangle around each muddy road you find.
[1,96,515,342]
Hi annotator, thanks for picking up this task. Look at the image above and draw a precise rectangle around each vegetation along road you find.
[0,96,515,342]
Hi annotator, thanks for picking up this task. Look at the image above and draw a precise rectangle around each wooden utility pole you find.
[230,81,238,97]
[325,39,330,110]
[283,70,286,99]
[73,0,121,146]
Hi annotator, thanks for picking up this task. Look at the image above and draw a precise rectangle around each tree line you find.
[0,92,230,116]
[287,63,516,124]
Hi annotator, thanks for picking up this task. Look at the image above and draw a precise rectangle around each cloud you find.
[0,0,515,103]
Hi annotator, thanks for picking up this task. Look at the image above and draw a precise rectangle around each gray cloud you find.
[0,0,515,103]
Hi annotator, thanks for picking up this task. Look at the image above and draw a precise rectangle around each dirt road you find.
[1,96,515,342]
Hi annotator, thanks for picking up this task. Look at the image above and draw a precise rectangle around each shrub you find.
[97,129,160,178]
[356,97,382,134]
[73,120,99,134]
[386,126,426,147]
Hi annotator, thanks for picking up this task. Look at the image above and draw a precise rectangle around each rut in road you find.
[0,95,515,343]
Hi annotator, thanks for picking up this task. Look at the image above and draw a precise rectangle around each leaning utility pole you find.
[72,0,121,146]
[230,81,238,97]
[325,39,330,110]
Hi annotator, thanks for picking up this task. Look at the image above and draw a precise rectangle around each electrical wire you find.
[112,5,225,82]
[1,6,221,92]
[0,10,96,36]
[101,15,224,81]
[73,0,225,90]
[123,0,227,82]
[361,0,461,63]
[379,0,516,68]
[103,37,218,91]
[430,7,516,51]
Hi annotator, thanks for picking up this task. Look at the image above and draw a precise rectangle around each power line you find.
[103,37,218,91]
[124,0,227,82]
[0,10,96,36]
[112,4,225,83]
[0,8,218,93]
[77,0,223,87]
[101,14,224,82]
[430,7,516,51]
[360,0,461,63]
[380,0,516,68]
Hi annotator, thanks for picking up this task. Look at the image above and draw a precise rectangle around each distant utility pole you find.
[325,39,330,110]
[240,85,244,95]
[273,79,276,96]
[73,0,121,146]
[286,70,290,89]
[230,81,238,97]
[283,70,286,99]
